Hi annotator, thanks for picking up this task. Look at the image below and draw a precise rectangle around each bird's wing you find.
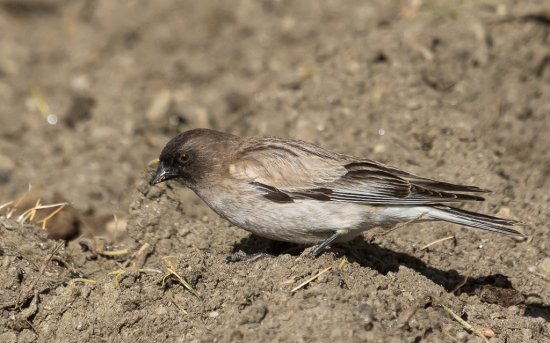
[230,137,346,189]
[230,138,486,205]
[353,160,490,193]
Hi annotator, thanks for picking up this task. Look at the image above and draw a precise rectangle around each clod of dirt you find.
[3,191,82,241]
[63,95,96,128]
[225,91,249,113]
[1,0,60,17]
[537,257,550,278]
[105,217,128,241]
[239,305,267,325]
[146,89,173,123]
[0,153,15,184]
[477,285,526,307]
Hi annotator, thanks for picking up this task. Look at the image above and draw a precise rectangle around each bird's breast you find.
[193,184,372,244]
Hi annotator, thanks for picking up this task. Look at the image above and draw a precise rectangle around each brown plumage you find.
[150,128,525,257]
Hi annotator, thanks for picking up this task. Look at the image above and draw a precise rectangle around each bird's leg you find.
[309,232,341,258]
[225,252,275,263]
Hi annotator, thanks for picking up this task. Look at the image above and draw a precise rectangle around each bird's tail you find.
[429,206,526,236]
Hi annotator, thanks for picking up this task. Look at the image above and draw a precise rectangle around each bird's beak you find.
[150,162,179,186]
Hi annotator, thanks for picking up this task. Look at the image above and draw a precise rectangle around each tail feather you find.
[430,206,526,236]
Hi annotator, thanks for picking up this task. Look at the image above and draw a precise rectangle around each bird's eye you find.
[178,154,190,165]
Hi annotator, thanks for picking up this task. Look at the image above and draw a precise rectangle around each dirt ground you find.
[1,0,549,342]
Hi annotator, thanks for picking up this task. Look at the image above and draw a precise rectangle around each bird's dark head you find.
[150,129,237,188]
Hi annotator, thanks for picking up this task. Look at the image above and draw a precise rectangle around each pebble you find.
[373,143,386,154]
[176,103,210,128]
[496,207,511,218]
[105,217,128,240]
[63,95,96,128]
[0,331,17,343]
[239,304,267,324]
[357,303,375,330]
[0,154,15,184]
[455,331,468,342]
[406,100,422,111]
[225,91,249,112]
[71,74,91,91]
[146,89,173,122]
[537,257,550,277]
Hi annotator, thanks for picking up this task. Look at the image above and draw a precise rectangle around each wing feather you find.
[231,138,486,205]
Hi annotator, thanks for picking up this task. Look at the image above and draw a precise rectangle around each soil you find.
[1,1,549,342]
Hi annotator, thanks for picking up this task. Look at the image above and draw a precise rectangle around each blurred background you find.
[0,1,548,341]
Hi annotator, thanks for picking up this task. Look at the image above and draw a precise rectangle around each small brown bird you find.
[150,128,525,257]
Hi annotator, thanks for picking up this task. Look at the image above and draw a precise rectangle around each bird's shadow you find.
[232,235,550,322]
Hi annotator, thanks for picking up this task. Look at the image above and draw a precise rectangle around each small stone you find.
[105,217,128,240]
[229,330,244,342]
[71,74,91,91]
[63,95,96,128]
[225,91,249,112]
[155,305,168,316]
[481,328,496,338]
[208,311,219,318]
[406,101,422,111]
[146,89,173,122]
[0,331,17,343]
[357,303,375,331]
[0,154,15,184]
[346,60,361,74]
[373,144,386,154]
[496,207,511,218]
[456,331,468,342]
[239,304,267,324]
[44,202,82,241]
[175,103,210,128]
[330,327,343,339]
[507,305,520,314]
[537,257,550,277]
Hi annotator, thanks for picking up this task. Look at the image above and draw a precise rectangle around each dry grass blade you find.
[36,203,67,230]
[162,268,200,298]
[279,278,297,286]
[16,202,68,224]
[108,269,126,287]
[338,256,348,269]
[170,296,188,314]
[32,88,51,118]
[122,242,152,268]
[0,200,14,211]
[148,158,160,166]
[450,276,468,294]
[441,304,490,343]
[290,266,332,293]
[99,249,129,257]
[421,235,455,250]
[161,256,200,298]
[139,268,162,274]
[108,266,162,287]
[70,278,97,285]
[15,198,41,223]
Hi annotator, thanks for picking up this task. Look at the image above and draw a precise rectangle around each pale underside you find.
[197,184,432,244]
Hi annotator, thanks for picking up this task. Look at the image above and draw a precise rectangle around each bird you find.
[149,128,525,258]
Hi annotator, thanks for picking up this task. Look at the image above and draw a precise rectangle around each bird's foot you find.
[307,232,342,258]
